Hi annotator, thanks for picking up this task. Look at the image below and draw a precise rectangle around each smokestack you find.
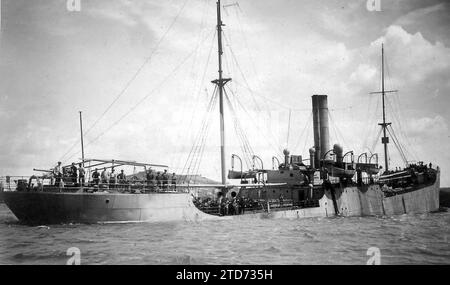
[312,95,330,168]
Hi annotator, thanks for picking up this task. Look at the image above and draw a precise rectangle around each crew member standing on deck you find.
[78,163,85,186]
[70,163,78,185]
[117,170,126,186]
[162,169,169,190]
[171,173,177,190]
[156,172,162,190]
[109,168,117,189]
[101,167,109,185]
[146,169,155,191]
[92,168,100,186]
[53,162,63,187]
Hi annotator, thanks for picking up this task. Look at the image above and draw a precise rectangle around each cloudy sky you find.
[1,0,449,185]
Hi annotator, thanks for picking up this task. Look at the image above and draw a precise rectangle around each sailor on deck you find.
[162,169,169,190]
[101,168,109,185]
[70,163,78,184]
[117,170,126,186]
[92,169,100,186]
[171,173,177,190]
[53,162,62,187]
[155,172,162,190]
[146,169,155,190]
[109,168,117,189]
[78,163,85,186]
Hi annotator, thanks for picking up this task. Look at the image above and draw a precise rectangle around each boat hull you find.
[2,191,218,225]
[2,170,440,224]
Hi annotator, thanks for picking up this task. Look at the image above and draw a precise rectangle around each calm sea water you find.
[0,203,449,265]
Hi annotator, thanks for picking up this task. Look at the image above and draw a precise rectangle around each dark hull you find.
[2,191,216,225]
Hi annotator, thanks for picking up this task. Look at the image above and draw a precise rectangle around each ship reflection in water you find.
[0,203,448,265]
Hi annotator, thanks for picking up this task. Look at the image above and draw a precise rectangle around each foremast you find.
[212,0,231,185]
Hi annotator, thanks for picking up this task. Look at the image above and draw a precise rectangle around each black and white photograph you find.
[0,0,449,269]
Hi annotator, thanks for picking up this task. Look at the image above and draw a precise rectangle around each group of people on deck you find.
[52,162,176,191]
[90,167,127,188]
[144,169,177,191]
[52,162,85,187]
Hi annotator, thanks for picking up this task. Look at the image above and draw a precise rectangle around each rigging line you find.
[222,32,263,114]
[63,43,203,164]
[184,29,217,132]
[224,92,252,168]
[367,93,381,148]
[182,87,217,177]
[59,0,190,162]
[186,87,218,175]
[224,88,251,155]
[182,87,217,180]
[286,109,292,149]
[230,102,256,168]
[224,89,254,168]
[173,28,217,170]
[233,7,272,114]
[390,92,418,161]
[230,103,256,159]
[191,92,218,183]
[385,95,416,161]
[301,118,312,155]
[226,85,283,155]
[386,126,408,165]
[387,128,408,166]
[172,31,215,171]
[388,125,409,163]
[233,79,296,111]
[370,127,383,154]
[291,112,312,153]
[227,87,271,163]
[328,111,348,148]
[361,93,375,149]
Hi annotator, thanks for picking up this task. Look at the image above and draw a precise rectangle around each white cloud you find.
[396,3,446,26]
[369,25,450,87]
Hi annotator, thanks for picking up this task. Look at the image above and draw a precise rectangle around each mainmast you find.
[212,0,231,185]
[371,44,397,173]
[380,44,390,172]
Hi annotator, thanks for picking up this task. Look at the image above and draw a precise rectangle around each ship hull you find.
[2,191,218,225]
[263,175,440,220]
[2,170,440,224]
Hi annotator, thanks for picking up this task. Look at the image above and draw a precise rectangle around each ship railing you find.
[0,176,31,191]
[0,176,189,194]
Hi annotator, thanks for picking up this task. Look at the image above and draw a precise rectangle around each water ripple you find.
[0,204,449,264]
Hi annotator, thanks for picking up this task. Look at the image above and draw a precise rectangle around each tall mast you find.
[212,0,231,185]
[371,44,397,173]
[79,111,85,166]
[379,44,393,172]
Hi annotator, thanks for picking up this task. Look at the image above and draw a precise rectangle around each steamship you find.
[0,0,440,225]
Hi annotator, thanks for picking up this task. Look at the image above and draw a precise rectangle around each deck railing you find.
[0,176,189,194]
